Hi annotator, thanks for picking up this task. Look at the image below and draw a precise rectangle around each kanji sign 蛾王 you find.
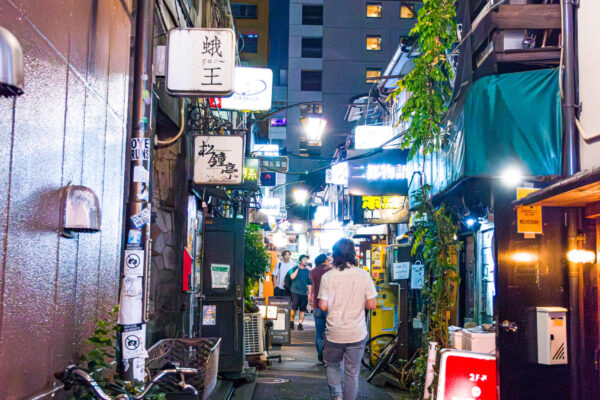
[166,28,235,96]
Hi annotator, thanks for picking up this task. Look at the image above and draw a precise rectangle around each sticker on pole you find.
[122,324,148,359]
[130,206,151,229]
[437,349,497,400]
[131,138,150,161]
[124,250,145,276]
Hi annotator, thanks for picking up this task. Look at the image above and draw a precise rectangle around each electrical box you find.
[528,307,568,365]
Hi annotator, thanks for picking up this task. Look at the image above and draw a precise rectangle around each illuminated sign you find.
[211,67,273,111]
[437,350,497,400]
[326,162,349,185]
[261,197,281,216]
[261,156,289,173]
[348,149,409,195]
[355,196,409,224]
[354,125,397,149]
[242,158,259,188]
[167,28,235,96]
[252,144,279,157]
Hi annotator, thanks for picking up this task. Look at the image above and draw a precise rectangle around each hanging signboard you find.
[437,349,497,400]
[354,195,409,224]
[410,261,424,289]
[261,197,281,216]
[241,157,260,188]
[326,162,349,185]
[261,156,289,173]
[210,67,273,111]
[354,125,397,149]
[347,149,410,196]
[166,28,235,96]
[516,187,542,235]
[194,135,244,185]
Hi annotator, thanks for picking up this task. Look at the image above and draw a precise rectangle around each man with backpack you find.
[272,250,295,297]
[289,255,312,331]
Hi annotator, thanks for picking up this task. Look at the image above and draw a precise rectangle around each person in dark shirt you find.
[309,254,332,363]
[290,255,312,331]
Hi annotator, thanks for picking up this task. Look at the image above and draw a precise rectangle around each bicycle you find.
[55,365,199,400]
[364,333,420,388]
[362,333,396,370]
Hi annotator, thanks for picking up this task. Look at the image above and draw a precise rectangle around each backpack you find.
[283,266,298,292]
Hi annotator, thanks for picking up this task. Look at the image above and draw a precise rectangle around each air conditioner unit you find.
[244,312,265,356]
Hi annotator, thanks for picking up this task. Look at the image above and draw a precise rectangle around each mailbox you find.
[527,306,568,365]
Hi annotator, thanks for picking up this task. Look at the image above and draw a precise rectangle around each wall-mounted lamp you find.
[0,26,24,97]
[60,184,101,238]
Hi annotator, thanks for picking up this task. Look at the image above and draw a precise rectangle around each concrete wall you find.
[0,1,132,398]
[577,0,600,170]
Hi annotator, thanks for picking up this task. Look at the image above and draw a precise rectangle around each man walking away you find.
[290,255,312,330]
[272,250,295,297]
[309,254,332,363]
[319,239,377,400]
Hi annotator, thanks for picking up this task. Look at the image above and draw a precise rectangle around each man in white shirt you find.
[319,238,377,400]
[272,249,296,297]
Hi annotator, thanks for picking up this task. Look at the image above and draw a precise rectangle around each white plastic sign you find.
[166,28,235,96]
[194,136,244,184]
[216,67,273,111]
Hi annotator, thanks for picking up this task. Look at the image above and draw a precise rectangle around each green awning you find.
[463,68,562,177]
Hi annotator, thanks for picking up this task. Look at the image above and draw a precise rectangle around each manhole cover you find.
[256,377,290,384]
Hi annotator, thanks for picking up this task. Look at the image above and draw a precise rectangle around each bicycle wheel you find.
[362,334,395,370]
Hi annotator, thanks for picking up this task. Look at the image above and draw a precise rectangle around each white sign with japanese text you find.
[166,28,235,96]
[194,136,244,185]
[218,67,273,111]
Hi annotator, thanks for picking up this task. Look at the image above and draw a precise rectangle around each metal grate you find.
[243,312,265,356]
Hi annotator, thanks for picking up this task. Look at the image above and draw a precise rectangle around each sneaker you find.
[290,321,295,330]
[298,323,304,331]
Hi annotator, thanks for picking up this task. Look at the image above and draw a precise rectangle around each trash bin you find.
[147,337,221,400]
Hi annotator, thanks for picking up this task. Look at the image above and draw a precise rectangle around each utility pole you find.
[118,0,154,381]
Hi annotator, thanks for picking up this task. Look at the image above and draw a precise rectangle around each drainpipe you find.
[119,0,154,381]
[561,0,581,398]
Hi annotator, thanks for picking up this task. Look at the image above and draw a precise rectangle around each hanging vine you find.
[387,0,460,396]
[390,0,457,158]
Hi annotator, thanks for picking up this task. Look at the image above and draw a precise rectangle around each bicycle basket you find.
[146,338,220,400]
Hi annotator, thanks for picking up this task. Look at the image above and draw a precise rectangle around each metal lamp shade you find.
[0,26,24,97]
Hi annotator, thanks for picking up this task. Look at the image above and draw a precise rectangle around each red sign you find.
[437,350,497,400]
[209,98,222,108]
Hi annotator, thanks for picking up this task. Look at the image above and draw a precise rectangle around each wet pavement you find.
[251,314,411,400]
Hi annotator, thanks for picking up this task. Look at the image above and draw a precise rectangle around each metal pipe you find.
[119,0,154,380]
[567,207,579,400]
[561,0,579,176]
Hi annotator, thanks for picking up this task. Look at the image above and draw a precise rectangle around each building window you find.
[302,5,323,25]
[366,68,381,83]
[301,37,323,58]
[400,5,415,19]
[240,33,258,53]
[231,3,258,18]
[366,2,382,18]
[366,35,382,51]
[301,70,322,91]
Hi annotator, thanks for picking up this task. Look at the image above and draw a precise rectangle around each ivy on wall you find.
[391,0,457,158]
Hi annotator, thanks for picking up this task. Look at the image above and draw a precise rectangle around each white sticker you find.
[133,166,150,183]
[122,324,147,359]
[125,250,145,276]
[131,206,151,229]
[119,276,143,324]
[393,262,410,280]
[137,183,149,201]
[131,138,150,160]
[127,229,142,245]
[133,357,146,381]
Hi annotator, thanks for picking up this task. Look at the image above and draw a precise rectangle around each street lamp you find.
[293,188,309,205]
[301,113,327,145]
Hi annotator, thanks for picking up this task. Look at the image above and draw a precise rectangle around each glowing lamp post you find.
[301,114,327,145]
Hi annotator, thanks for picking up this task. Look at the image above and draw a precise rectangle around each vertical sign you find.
[194,135,244,185]
[516,187,542,235]
[166,28,235,96]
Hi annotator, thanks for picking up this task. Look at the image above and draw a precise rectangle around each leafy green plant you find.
[243,224,271,308]
[390,0,457,158]
[72,305,166,400]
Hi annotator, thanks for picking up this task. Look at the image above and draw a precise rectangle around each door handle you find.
[235,284,243,312]
[501,320,518,332]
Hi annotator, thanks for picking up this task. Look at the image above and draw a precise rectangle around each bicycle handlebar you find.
[55,365,198,400]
